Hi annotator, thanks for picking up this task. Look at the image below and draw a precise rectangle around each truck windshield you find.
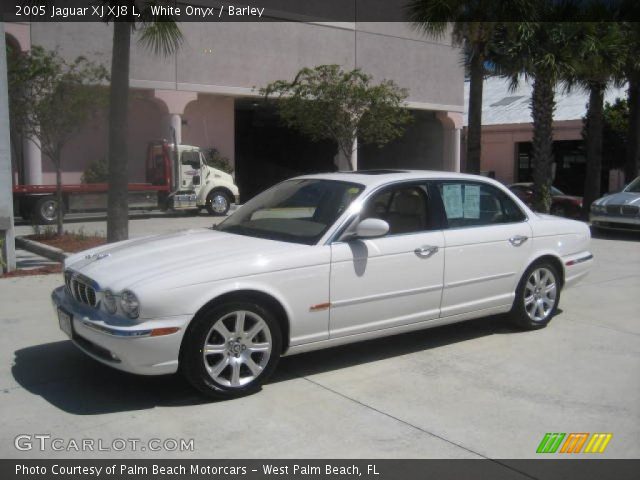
[216,179,364,245]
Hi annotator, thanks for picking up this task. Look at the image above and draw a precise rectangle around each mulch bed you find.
[1,232,106,278]
[26,232,106,253]
[1,264,63,278]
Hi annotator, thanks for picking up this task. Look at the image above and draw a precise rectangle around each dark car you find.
[509,183,583,218]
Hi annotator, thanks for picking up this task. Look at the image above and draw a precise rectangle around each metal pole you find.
[0,22,16,272]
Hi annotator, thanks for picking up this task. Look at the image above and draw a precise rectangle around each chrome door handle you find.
[509,235,528,247]
[414,245,439,258]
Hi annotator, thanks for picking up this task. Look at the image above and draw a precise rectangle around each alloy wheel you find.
[202,310,272,387]
[523,267,557,322]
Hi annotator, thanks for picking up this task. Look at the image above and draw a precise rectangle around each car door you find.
[329,182,445,338]
[434,180,533,317]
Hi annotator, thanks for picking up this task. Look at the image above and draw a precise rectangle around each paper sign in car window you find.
[464,185,480,219]
[442,184,463,219]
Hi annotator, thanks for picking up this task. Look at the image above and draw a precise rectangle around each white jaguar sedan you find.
[52,170,593,398]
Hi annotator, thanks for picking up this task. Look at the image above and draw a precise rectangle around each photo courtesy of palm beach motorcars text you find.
[1,0,639,479]
[14,462,378,477]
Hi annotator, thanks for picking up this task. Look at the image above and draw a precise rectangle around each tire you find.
[509,261,561,330]
[205,190,231,216]
[33,196,61,225]
[181,301,282,399]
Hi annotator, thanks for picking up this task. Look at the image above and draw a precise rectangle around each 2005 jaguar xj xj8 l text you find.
[52,171,593,398]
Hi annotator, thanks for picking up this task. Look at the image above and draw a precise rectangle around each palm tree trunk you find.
[530,74,555,213]
[583,82,605,219]
[466,51,484,174]
[626,75,640,182]
[107,22,131,243]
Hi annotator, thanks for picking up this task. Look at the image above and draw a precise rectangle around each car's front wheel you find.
[510,261,561,330]
[181,301,282,399]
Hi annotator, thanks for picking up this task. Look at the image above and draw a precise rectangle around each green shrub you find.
[202,148,233,174]
[81,157,109,183]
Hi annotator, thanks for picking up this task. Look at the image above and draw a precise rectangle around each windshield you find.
[624,177,640,193]
[216,179,365,244]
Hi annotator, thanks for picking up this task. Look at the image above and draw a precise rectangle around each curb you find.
[15,236,68,263]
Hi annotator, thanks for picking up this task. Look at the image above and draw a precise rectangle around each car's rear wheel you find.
[510,261,561,330]
[181,301,282,399]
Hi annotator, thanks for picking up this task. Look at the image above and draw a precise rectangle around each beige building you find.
[6,21,464,200]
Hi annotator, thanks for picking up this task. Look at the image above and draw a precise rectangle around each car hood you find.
[593,191,640,206]
[65,228,306,291]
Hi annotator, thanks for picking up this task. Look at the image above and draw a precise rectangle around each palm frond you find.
[136,14,183,57]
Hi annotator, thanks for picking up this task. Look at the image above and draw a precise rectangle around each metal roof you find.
[463,76,628,126]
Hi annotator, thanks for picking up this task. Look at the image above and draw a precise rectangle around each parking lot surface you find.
[1,220,639,459]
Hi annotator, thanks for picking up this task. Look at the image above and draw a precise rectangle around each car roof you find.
[293,170,504,189]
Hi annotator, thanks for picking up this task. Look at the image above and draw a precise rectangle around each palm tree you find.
[619,20,640,183]
[104,3,182,242]
[406,1,536,175]
[568,21,625,218]
[492,19,580,213]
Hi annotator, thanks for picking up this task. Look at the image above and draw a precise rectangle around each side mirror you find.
[355,218,389,239]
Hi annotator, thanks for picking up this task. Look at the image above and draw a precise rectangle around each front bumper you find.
[590,214,640,231]
[51,286,190,375]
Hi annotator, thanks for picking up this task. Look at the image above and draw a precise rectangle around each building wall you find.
[40,93,169,184]
[478,120,583,184]
[182,96,235,167]
[10,21,464,186]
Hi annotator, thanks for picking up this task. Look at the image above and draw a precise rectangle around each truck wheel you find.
[33,196,61,225]
[206,190,231,216]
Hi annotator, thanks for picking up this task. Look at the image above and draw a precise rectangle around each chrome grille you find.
[606,205,621,215]
[606,204,639,217]
[64,271,97,307]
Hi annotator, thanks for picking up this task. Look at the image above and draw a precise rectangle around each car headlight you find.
[591,203,605,214]
[102,290,117,314]
[120,290,140,319]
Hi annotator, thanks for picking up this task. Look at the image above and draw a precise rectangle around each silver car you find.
[590,176,640,231]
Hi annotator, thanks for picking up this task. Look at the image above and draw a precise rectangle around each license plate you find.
[58,308,73,338]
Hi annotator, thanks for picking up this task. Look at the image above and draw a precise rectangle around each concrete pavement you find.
[1,225,638,459]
